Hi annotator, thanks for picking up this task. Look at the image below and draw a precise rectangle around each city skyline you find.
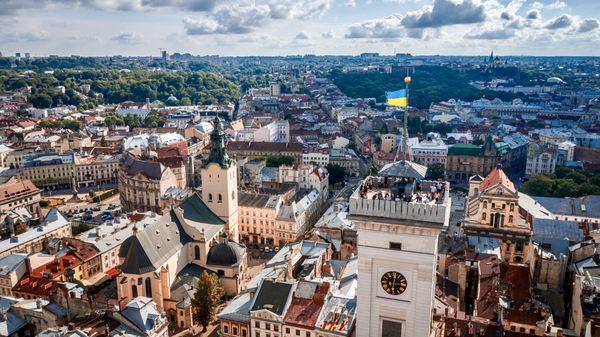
[1,0,600,57]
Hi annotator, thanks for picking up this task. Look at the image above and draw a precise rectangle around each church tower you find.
[201,116,239,241]
[349,161,450,337]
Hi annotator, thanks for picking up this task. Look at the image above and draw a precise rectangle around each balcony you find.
[349,175,451,226]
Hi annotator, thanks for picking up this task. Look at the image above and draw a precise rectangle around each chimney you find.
[132,225,138,235]
[36,298,43,309]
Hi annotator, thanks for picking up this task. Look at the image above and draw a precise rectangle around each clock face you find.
[380,271,408,296]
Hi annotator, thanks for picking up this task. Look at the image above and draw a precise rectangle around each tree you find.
[425,163,445,180]
[433,123,453,135]
[30,93,53,108]
[326,164,347,186]
[266,156,295,167]
[191,273,223,332]
[520,175,555,197]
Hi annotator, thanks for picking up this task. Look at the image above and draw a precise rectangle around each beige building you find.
[464,167,533,264]
[0,253,27,296]
[380,133,398,153]
[75,154,120,188]
[118,152,180,214]
[0,209,72,259]
[238,193,281,245]
[0,179,42,217]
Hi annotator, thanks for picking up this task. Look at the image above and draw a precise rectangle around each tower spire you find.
[205,115,232,168]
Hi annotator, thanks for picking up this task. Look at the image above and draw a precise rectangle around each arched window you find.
[510,203,514,211]
[509,215,513,223]
[131,284,138,298]
[482,213,486,221]
[218,194,223,203]
[208,193,213,202]
[483,201,488,209]
[194,246,200,260]
[145,278,152,297]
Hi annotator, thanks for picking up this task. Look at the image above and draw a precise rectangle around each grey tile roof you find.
[119,211,192,274]
[217,291,253,323]
[0,253,27,276]
[534,195,600,219]
[170,264,214,309]
[238,193,278,208]
[121,152,165,180]
[119,193,223,274]
[250,280,294,316]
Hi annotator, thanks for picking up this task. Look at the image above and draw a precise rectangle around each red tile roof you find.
[283,283,329,329]
[479,167,516,193]
[30,252,83,279]
[13,274,57,297]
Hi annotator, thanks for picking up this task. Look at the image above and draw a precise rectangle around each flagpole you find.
[402,69,411,161]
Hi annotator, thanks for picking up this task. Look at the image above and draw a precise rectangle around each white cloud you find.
[295,31,311,40]
[577,18,600,33]
[321,31,334,39]
[401,0,487,29]
[345,15,405,39]
[544,14,574,29]
[465,28,515,40]
[546,1,567,10]
[111,32,143,44]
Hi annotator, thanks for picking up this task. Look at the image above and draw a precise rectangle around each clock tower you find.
[349,160,451,337]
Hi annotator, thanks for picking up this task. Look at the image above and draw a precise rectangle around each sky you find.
[0,0,599,57]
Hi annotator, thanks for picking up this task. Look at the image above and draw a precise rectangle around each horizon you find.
[1,0,599,57]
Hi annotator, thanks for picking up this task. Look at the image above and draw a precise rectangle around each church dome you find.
[206,240,244,266]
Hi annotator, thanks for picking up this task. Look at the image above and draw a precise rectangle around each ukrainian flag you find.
[386,89,407,107]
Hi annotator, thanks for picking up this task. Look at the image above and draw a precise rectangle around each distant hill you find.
[328,66,530,109]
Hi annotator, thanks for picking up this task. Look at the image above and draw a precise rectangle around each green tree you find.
[425,163,445,180]
[266,156,295,167]
[520,175,555,197]
[191,273,223,332]
[29,93,53,108]
[326,164,347,186]
[433,123,453,135]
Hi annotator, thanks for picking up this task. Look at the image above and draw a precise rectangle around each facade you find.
[446,136,505,186]
[464,168,533,264]
[411,132,448,168]
[0,209,72,258]
[238,193,281,246]
[118,153,179,214]
[0,253,27,296]
[525,143,557,176]
[329,149,361,176]
[0,179,41,218]
[348,160,451,337]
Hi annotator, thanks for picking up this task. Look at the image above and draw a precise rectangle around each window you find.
[382,320,402,337]
[218,194,223,203]
[233,327,238,335]
[296,330,300,336]
[223,326,229,333]
[389,242,402,250]
[255,322,260,328]
[508,215,513,223]
[131,285,138,298]
[208,193,213,202]
[482,213,486,221]
[483,201,487,209]
[194,246,201,260]
[145,278,152,297]
[286,328,290,334]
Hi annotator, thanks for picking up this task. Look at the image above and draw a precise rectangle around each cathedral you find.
[463,165,533,264]
[116,116,247,328]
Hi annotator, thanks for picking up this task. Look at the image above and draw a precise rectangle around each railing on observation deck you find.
[349,177,451,225]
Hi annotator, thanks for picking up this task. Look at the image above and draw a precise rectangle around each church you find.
[116,116,247,329]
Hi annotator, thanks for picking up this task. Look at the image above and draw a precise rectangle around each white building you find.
[411,133,448,168]
[526,143,557,176]
[302,152,330,167]
[236,120,290,143]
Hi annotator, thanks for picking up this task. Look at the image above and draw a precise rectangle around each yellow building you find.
[464,166,532,264]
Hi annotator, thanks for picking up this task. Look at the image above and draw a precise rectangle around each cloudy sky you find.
[0,0,599,56]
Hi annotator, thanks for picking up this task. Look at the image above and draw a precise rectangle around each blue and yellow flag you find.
[386,89,407,107]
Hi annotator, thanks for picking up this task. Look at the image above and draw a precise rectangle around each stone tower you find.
[200,116,239,241]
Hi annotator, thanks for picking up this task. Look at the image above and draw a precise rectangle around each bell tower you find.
[200,116,239,241]
[349,161,451,337]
